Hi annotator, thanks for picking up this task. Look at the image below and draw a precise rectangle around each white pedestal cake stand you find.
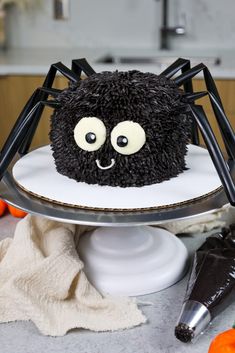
[0,144,231,296]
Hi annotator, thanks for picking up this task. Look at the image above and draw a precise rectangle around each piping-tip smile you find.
[96,159,115,170]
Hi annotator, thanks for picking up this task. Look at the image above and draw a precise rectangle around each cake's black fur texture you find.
[50,70,191,187]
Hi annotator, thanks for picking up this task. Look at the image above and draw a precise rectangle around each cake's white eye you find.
[111,121,146,155]
[74,117,106,152]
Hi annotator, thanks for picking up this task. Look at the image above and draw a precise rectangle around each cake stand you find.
[0,144,233,296]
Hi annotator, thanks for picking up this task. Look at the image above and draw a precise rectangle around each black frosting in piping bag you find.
[185,227,235,318]
[175,225,235,343]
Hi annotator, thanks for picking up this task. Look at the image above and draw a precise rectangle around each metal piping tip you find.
[175,300,211,343]
[175,323,194,343]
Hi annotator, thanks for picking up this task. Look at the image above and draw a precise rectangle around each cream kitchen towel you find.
[161,205,230,234]
[0,215,146,336]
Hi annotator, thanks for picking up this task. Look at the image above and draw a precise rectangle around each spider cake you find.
[50,70,191,187]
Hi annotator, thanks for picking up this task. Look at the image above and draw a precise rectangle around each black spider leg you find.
[19,59,97,155]
[183,90,235,161]
[18,62,80,156]
[0,58,97,180]
[183,91,208,101]
[72,58,96,78]
[1,86,63,159]
[2,63,78,157]
[174,63,235,160]
[190,104,235,206]
[208,92,235,160]
[160,57,191,79]
[160,58,199,145]
[0,100,60,181]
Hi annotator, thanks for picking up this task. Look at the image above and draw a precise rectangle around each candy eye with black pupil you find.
[74,117,106,152]
[85,132,96,144]
[111,121,146,155]
[117,136,128,147]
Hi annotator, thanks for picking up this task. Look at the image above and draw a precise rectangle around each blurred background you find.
[0,0,234,150]
[4,0,235,50]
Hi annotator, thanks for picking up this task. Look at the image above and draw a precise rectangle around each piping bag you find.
[175,224,235,343]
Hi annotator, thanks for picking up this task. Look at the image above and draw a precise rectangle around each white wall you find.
[5,0,235,50]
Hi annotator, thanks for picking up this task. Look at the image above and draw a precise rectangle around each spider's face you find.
[73,117,146,169]
[50,71,191,187]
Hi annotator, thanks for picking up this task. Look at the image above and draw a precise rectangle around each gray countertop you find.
[0,214,234,353]
[0,47,235,79]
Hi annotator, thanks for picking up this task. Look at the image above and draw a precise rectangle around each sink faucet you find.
[159,0,186,49]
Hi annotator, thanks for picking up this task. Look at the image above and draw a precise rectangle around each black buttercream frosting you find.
[50,70,191,187]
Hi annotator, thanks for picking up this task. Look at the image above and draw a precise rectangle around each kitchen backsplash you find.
[4,0,235,50]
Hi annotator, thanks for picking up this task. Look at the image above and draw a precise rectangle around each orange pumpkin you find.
[0,200,7,216]
[0,200,27,218]
[7,205,27,218]
[208,328,235,353]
